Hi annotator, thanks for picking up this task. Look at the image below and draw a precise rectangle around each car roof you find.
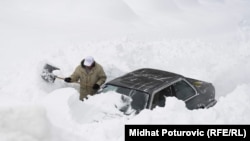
[106,68,183,94]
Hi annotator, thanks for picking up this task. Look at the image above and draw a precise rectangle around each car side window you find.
[152,87,172,109]
[172,80,196,101]
[130,91,149,113]
[116,87,132,96]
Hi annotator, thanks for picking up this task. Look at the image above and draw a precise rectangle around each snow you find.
[0,0,250,141]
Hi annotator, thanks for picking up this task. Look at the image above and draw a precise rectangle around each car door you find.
[151,86,173,109]
[150,79,198,110]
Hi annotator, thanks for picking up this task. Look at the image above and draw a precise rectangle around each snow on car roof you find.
[106,68,182,93]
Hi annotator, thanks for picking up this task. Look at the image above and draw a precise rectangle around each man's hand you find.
[64,77,71,83]
[93,84,100,90]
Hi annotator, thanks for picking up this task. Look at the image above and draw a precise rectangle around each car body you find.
[99,68,217,114]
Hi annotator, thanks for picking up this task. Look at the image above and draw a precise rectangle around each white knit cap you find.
[84,56,94,66]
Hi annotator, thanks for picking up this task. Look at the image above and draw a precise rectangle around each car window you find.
[101,85,132,95]
[100,85,117,93]
[172,80,196,101]
[101,85,149,114]
[130,91,149,112]
[152,86,172,109]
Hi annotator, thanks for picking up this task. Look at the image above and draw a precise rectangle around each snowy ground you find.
[0,0,250,141]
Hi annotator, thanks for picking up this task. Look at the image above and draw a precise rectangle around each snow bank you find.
[0,105,51,141]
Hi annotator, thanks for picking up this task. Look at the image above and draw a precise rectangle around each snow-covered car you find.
[99,68,217,114]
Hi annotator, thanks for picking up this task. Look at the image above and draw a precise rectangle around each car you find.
[98,68,217,114]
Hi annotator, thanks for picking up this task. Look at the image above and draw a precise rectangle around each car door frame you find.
[148,77,199,109]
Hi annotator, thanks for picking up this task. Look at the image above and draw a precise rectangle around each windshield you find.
[101,85,149,113]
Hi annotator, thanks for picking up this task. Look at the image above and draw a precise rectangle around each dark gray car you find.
[99,68,217,114]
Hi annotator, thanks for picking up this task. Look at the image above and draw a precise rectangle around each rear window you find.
[172,80,196,101]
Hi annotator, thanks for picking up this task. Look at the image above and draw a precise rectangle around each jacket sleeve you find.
[96,66,107,86]
[70,66,80,82]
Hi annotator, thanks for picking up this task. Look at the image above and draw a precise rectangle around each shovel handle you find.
[55,76,80,84]
[55,76,92,86]
[55,76,67,80]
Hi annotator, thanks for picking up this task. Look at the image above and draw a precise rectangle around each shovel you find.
[41,63,66,83]
[41,63,82,85]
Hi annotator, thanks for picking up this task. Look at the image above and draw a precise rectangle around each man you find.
[64,56,107,101]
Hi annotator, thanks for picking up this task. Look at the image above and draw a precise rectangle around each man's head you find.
[84,56,94,67]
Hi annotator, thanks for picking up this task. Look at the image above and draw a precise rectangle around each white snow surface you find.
[0,0,250,141]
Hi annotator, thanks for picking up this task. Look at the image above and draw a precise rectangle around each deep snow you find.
[0,0,250,141]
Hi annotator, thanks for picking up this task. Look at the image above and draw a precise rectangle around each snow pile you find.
[0,106,51,141]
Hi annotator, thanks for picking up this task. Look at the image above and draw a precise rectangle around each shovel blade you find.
[41,64,60,83]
